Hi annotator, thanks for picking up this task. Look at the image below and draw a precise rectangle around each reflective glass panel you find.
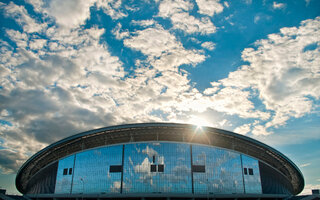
[71,145,122,194]
[55,155,75,194]
[242,155,262,194]
[122,142,192,194]
[192,145,244,194]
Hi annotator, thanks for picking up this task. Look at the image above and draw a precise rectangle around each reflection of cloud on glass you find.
[128,156,134,167]
[110,181,121,192]
[134,144,141,153]
[93,149,101,156]
[134,157,151,173]
[142,145,158,158]
[194,151,206,165]
[123,142,192,193]
[162,165,190,184]
[158,155,164,164]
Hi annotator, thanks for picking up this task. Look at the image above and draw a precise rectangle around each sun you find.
[188,116,211,132]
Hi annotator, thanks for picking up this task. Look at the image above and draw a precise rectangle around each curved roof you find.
[16,122,304,194]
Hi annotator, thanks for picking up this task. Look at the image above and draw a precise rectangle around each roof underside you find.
[16,123,304,195]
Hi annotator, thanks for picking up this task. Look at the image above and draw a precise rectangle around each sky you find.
[0,0,319,195]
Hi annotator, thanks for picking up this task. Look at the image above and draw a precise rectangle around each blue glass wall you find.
[55,155,75,194]
[242,155,262,194]
[54,142,262,195]
[192,145,244,194]
[71,145,122,194]
[122,142,192,193]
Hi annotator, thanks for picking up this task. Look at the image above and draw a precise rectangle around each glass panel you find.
[122,142,192,194]
[192,145,244,194]
[71,145,123,194]
[242,155,262,194]
[55,155,75,194]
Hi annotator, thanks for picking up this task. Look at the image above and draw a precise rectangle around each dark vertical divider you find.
[240,154,246,194]
[120,144,125,193]
[70,154,76,194]
[190,144,194,194]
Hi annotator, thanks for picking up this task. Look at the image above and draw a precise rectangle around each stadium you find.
[16,123,304,199]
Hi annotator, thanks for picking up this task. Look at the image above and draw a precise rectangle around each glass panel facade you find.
[55,155,75,194]
[122,142,192,194]
[192,145,244,194]
[54,142,262,195]
[71,145,122,194]
[242,155,262,194]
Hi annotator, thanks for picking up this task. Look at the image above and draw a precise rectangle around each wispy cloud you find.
[300,163,311,168]
[272,1,286,10]
[158,0,217,34]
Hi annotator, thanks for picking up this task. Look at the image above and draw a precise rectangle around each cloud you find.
[234,123,251,135]
[300,163,311,168]
[272,1,286,9]
[0,1,319,175]
[0,149,28,174]
[158,0,217,34]
[46,0,96,28]
[0,4,126,172]
[1,2,46,33]
[201,41,216,50]
[123,25,206,71]
[208,87,271,120]
[96,0,127,20]
[203,17,320,135]
[195,0,224,16]
[131,19,157,27]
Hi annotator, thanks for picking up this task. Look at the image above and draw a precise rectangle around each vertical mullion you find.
[240,154,246,194]
[70,154,76,194]
[190,144,194,194]
[120,144,125,193]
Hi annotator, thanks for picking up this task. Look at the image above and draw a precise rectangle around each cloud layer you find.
[0,0,319,177]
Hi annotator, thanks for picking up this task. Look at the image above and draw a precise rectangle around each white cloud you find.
[46,0,95,28]
[234,123,251,135]
[272,1,286,9]
[123,25,206,71]
[205,17,320,135]
[96,0,127,20]
[1,2,46,33]
[201,41,216,50]
[158,0,217,34]
[131,19,157,27]
[208,87,270,120]
[252,125,273,136]
[112,23,130,40]
[29,39,47,50]
[300,163,311,168]
[196,0,224,16]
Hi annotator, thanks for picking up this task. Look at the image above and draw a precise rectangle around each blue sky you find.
[0,0,319,195]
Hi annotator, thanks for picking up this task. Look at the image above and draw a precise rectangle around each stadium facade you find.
[16,123,304,199]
